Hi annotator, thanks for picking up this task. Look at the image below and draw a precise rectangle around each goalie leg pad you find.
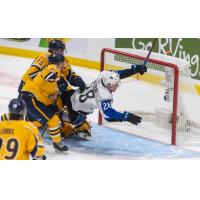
[61,121,74,138]
[74,121,92,137]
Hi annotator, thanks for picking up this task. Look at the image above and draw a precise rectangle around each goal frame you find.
[98,48,179,145]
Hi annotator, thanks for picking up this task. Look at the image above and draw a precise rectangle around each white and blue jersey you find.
[70,71,125,122]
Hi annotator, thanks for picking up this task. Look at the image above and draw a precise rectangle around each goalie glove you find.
[132,64,147,75]
[122,111,142,125]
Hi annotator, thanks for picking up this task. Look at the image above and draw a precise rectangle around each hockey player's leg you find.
[47,115,68,152]
[22,93,68,152]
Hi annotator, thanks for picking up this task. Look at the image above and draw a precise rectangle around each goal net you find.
[98,48,200,146]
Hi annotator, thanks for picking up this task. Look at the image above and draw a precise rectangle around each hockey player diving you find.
[60,63,148,140]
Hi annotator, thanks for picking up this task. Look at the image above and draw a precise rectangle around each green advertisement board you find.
[115,38,200,80]
[39,38,49,48]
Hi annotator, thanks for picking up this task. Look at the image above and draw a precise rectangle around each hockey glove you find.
[70,76,86,92]
[132,64,147,75]
[57,76,68,92]
[122,111,142,125]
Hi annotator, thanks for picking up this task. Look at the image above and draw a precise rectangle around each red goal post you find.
[98,48,179,145]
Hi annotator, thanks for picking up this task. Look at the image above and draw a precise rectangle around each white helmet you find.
[101,71,120,87]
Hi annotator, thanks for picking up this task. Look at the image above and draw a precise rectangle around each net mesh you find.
[101,48,200,145]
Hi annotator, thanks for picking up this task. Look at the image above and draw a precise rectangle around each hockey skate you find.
[53,141,68,152]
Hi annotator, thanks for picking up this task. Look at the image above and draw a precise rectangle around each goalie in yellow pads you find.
[0,98,46,160]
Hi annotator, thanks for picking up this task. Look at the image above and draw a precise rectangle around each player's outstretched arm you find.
[117,64,147,79]
[99,100,142,125]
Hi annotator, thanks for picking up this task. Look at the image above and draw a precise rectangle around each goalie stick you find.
[41,123,48,138]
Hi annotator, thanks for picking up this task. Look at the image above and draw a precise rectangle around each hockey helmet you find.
[48,40,66,52]
[101,71,120,89]
[8,98,26,117]
[48,53,65,64]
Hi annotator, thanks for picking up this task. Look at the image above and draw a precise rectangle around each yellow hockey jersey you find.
[0,120,44,160]
[22,64,61,105]
[22,52,50,83]
[22,52,75,85]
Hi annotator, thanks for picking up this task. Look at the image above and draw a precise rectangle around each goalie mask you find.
[101,71,120,92]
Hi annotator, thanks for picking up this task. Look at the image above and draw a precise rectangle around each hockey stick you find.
[41,123,48,138]
[143,38,158,66]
